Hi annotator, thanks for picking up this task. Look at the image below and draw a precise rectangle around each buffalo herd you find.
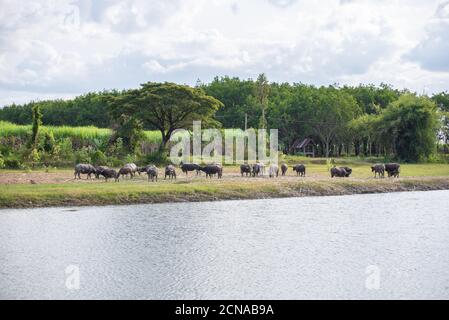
[74,162,401,182]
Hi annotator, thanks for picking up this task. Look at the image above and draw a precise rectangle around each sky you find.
[1,0,449,106]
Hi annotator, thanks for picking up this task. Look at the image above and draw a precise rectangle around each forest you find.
[0,75,448,169]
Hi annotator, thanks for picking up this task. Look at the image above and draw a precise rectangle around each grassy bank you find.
[1,162,449,209]
[1,175,449,209]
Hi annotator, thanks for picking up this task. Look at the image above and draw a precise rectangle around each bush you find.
[4,155,23,169]
[74,147,91,164]
[145,151,169,166]
[91,150,107,166]
[0,153,4,169]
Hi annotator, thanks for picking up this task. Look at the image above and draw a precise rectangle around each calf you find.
[292,164,306,177]
[341,166,352,177]
[371,164,385,178]
[165,165,177,180]
[74,163,96,179]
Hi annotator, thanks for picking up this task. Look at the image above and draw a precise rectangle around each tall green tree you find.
[109,82,223,150]
[379,94,439,162]
[30,104,42,149]
[255,73,270,129]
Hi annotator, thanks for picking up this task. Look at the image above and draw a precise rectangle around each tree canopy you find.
[108,82,223,150]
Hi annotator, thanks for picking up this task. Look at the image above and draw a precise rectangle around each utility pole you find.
[245,113,248,131]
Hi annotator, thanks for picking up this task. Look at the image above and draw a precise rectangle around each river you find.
[1,190,449,299]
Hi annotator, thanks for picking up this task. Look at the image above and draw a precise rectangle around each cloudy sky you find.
[1,0,449,106]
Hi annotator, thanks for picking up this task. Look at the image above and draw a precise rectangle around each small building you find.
[290,138,316,157]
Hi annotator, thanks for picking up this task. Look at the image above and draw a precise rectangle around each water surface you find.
[1,191,449,299]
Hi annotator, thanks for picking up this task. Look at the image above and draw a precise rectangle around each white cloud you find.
[0,0,449,106]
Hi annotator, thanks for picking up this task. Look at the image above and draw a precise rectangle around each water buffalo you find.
[137,165,155,175]
[146,166,158,182]
[124,163,137,177]
[371,164,385,178]
[385,163,400,178]
[95,166,112,179]
[99,168,117,182]
[292,164,306,177]
[341,166,352,177]
[116,166,135,181]
[281,163,288,176]
[251,163,265,177]
[269,164,279,178]
[180,162,200,176]
[165,165,177,180]
[331,167,349,178]
[74,163,96,179]
[240,164,252,177]
[199,164,223,179]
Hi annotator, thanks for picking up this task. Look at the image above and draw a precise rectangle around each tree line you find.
[1,76,448,162]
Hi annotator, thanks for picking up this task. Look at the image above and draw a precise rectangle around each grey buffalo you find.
[292,164,306,177]
[165,165,177,180]
[116,166,135,181]
[281,163,288,176]
[341,166,352,177]
[269,164,279,178]
[199,164,223,179]
[385,163,400,178]
[371,164,385,178]
[180,162,200,176]
[74,163,96,179]
[240,164,252,176]
[94,166,110,179]
[146,166,158,182]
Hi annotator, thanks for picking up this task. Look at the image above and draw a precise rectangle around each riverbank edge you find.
[1,177,449,209]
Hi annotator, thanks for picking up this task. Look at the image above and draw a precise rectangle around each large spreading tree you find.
[109,82,223,151]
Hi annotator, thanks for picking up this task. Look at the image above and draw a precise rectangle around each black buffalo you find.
[371,164,385,178]
[199,164,223,179]
[180,162,200,176]
[74,163,96,179]
[251,163,264,177]
[331,167,351,178]
[292,164,306,177]
[99,168,117,182]
[240,164,252,176]
[165,165,177,180]
[385,163,400,178]
[94,166,112,179]
[281,163,288,176]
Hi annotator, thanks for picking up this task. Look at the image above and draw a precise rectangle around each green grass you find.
[1,161,449,208]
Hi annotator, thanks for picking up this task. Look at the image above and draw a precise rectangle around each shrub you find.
[91,150,107,166]
[145,151,169,166]
[0,153,4,169]
[74,147,91,164]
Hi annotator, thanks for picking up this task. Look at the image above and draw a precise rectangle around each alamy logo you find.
[65,264,80,290]
[169,121,279,165]
[365,265,381,290]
